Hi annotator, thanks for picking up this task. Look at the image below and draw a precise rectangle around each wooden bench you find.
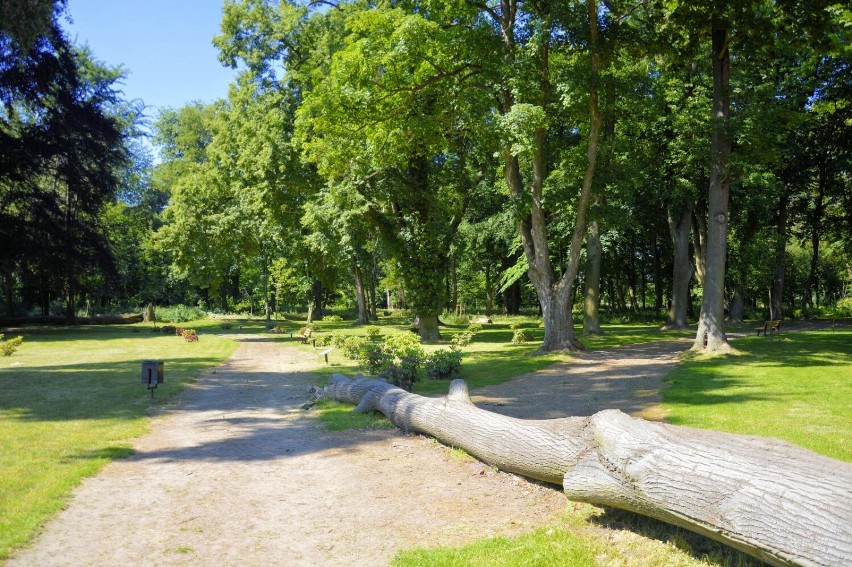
[296,326,312,343]
[756,320,781,337]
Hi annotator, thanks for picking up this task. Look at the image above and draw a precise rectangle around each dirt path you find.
[472,339,691,422]
[9,337,577,567]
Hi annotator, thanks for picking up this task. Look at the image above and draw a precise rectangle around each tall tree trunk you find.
[804,174,825,311]
[354,264,369,325]
[692,210,707,287]
[652,233,664,313]
[771,194,788,320]
[450,254,458,315]
[693,23,731,353]
[500,0,601,352]
[485,264,494,317]
[583,220,603,335]
[3,269,13,317]
[667,206,692,329]
[312,279,324,321]
[262,270,270,324]
[418,313,440,342]
[327,375,852,567]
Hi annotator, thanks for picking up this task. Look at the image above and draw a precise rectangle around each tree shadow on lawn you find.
[589,507,765,566]
[0,357,232,421]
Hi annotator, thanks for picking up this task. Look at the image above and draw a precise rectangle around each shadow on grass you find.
[0,357,227,421]
[589,507,765,566]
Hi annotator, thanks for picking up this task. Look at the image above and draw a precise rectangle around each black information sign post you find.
[141,361,164,398]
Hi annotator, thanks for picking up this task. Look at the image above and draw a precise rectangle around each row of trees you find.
[2,1,850,354]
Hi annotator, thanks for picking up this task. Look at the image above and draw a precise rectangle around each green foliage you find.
[181,329,199,342]
[424,348,463,381]
[315,334,332,347]
[160,325,176,335]
[466,323,483,334]
[836,297,852,317]
[450,331,474,348]
[359,342,391,374]
[0,335,23,357]
[155,305,207,323]
[382,332,425,366]
[341,336,368,360]
[365,325,381,338]
[325,315,344,322]
[511,329,532,344]
[378,356,420,392]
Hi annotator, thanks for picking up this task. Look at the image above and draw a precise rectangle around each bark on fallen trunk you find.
[324,374,852,567]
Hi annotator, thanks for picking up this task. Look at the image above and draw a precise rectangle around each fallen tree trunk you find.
[325,374,852,567]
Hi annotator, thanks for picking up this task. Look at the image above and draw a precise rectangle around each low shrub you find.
[467,323,483,333]
[315,334,332,347]
[219,322,233,330]
[182,329,199,342]
[358,342,391,374]
[325,315,344,323]
[175,327,185,336]
[342,336,368,360]
[451,331,474,348]
[155,304,207,323]
[365,325,381,338]
[424,347,463,380]
[379,356,420,391]
[330,332,347,348]
[161,325,176,335]
[512,328,533,344]
[836,297,852,317]
[382,332,425,366]
[0,334,23,357]
[268,325,286,334]
[510,322,521,331]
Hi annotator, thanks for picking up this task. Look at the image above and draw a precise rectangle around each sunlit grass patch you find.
[0,325,236,559]
[312,399,394,431]
[663,329,852,461]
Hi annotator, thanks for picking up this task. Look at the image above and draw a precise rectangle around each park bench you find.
[296,326,312,343]
[756,319,781,337]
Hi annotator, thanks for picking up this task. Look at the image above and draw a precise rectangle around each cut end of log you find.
[447,379,472,405]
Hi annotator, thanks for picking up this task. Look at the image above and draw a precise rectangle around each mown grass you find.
[0,324,236,560]
[663,329,852,462]
[313,399,394,431]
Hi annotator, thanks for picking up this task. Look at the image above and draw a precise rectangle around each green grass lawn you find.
[663,329,852,462]
[0,323,237,559]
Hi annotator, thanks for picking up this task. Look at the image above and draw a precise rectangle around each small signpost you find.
[141,360,164,398]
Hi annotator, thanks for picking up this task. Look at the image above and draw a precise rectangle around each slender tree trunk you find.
[450,255,458,315]
[262,271,271,324]
[3,269,13,317]
[485,264,494,317]
[652,233,664,313]
[692,210,707,287]
[667,206,692,329]
[694,23,731,353]
[583,220,603,335]
[354,265,369,325]
[771,194,788,320]
[804,173,825,311]
[312,279,324,321]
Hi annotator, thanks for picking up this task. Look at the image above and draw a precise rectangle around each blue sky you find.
[63,0,238,122]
